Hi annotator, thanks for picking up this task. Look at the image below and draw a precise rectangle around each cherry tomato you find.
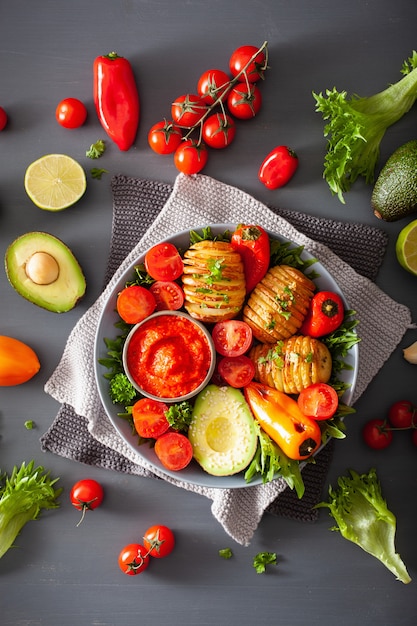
[55,97,87,129]
[149,280,184,311]
[154,431,193,471]
[229,45,267,83]
[118,543,150,575]
[171,94,207,128]
[259,145,299,190]
[70,478,104,526]
[116,284,156,324]
[212,320,253,357]
[148,119,182,155]
[197,69,230,104]
[202,113,236,149]
[218,355,255,388]
[0,106,8,131]
[132,397,170,439]
[227,83,262,119]
[388,400,416,429]
[144,242,184,281]
[143,524,175,558]
[231,224,270,293]
[174,139,208,175]
[362,419,393,450]
[297,383,339,420]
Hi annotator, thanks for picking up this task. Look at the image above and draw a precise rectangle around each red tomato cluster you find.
[118,524,175,576]
[362,400,417,450]
[148,43,269,175]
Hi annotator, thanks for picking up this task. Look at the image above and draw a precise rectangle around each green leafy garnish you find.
[91,167,108,180]
[219,547,233,559]
[24,420,35,430]
[189,227,231,244]
[253,551,277,574]
[313,51,417,202]
[165,401,194,433]
[86,139,106,159]
[109,372,137,405]
[0,461,61,559]
[316,468,411,584]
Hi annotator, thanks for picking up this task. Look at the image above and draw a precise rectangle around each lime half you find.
[396,219,417,275]
[24,154,86,211]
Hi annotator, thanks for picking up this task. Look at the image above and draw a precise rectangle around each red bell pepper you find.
[93,51,140,151]
[300,290,344,337]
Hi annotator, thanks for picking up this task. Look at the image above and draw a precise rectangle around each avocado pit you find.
[25,251,60,285]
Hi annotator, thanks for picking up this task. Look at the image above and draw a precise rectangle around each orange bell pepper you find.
[0,336,40,386]
[244,381,322,460]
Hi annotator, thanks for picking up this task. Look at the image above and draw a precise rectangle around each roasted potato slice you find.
[182,240,246,322]
[243,265,316,343]
[250,335,332,394]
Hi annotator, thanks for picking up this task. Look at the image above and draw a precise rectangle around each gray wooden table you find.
[1,1,417,624]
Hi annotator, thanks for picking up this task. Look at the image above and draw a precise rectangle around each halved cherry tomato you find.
[227,83,262,119]
[118,543,150,575]
[132,397,170,439]
[212,320,253,357]
[231,224,270,293]
[218,355,255,388]
[259,145,299,190]
[174,139,208,175]
[202,113,236,149]
[144,242,184,281]
[116,284,156,324]
[229,45,267,83]
[362,419,393,450]
[143,524,175,558]
[0,106,8,131]
[148,119,182,155]
[154,431,193,471]
[171,94,207,128]
[297,383,339,420]
[197,69,230,104]
[55,98,87,129]
[149,281,184,311]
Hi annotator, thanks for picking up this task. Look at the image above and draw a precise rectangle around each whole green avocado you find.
[371,139,417,221]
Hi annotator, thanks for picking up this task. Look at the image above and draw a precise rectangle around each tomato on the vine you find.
[70,479,104,526]
[362,419,393,450]
[154,431,193,471]
[0,106,8,131]
[145,242,184,281]
[171,94,207,128]
[197,69,230,104]
[132,397,170,439]
[174,139,208,175]
[212,320,253,357]
[229,45,267,83]
[218,355,255,388]
[388,400,416,429]
[116,284,156,324]
[231,224,270,293]
[297,383,339,420]
[55,97,87,129]
[143,524,175,558]
[148,119,182,155]
[202,113,236,149]
[227,83,262,119]
[149,280,184,311]
[118,543,150,576]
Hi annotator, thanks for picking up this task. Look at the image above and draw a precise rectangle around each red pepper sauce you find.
[126,315,212,399]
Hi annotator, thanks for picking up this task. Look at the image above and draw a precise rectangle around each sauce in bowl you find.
[123,311,215,401]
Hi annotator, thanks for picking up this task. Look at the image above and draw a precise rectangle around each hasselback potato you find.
[249,335,332,394]
[182,240,246,323]
[243,265,316,343]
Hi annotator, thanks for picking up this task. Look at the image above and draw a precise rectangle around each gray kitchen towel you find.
[41,173,412,545]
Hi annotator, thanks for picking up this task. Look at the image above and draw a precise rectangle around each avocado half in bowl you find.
[94,224,358,489]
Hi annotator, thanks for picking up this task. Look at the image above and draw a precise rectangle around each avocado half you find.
[5,231,86,313]
[188,384,258,476]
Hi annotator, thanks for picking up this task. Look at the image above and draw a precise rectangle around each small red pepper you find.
[258,145,299,190]
[93,51,140,151]
[300,290,344,338]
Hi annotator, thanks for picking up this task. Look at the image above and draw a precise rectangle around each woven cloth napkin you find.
[41,173,412,546]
